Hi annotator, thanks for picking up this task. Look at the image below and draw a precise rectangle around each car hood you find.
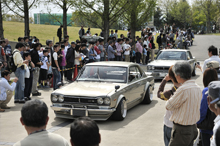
[148,60,183,67]
[53,82,125,97]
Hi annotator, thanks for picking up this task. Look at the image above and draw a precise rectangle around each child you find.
[23,51,35,100]
[40,49,50,88]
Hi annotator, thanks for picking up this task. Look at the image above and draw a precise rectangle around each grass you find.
[3,21,143,45]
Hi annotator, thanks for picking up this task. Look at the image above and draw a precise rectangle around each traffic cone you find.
[73,65,78,81]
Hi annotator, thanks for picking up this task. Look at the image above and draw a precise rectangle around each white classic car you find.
[146,49,197,79]
[51,62,154,121]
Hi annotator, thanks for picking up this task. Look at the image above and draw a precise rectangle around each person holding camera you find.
[13,43,29,103]
[0,70,18,111]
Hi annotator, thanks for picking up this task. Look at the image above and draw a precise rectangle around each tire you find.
[192,65,196,76]
[112,99,127,121]
[142,87,152,104]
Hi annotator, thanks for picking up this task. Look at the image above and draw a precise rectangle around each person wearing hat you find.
[203,45,220,73]
[66,42,76,82]
[197,61,220,80]
[207,81,220,146]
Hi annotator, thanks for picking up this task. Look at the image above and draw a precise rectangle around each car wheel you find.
[142,87,152,104]
[112,99,127,121]
[192,65,196,76]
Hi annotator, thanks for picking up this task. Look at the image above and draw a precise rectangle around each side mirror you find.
[115,85,120,92]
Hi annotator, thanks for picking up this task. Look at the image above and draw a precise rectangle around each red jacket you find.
[94,46,101,54]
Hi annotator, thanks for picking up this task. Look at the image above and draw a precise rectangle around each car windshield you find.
[156,51,187,60]
[77,66,127,83]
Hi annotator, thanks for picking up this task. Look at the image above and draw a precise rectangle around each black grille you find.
[64,96,97,104]
[64,97,79,102]
[155,67,170,70]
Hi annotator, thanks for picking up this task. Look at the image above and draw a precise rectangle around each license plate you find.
[72,109,86,117]
[160,73,167,77]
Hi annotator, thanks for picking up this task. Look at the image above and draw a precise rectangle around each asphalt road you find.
[0,35,220,146]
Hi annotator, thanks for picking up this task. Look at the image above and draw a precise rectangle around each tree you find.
[170,0,192,29]
[46,0,74,38]
[72,0,130,42]
[0,0,4,39]
[154,7,164,29]
[122,0,156,42]
[195,0,218,33]
[3,0,38,37]
[192,2,206,31]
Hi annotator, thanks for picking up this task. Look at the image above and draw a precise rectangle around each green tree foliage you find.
[194,0,218,33]
[154,7,164,29]
[71,0,130,42]
[122,0,156,42]
[170,0,192,28]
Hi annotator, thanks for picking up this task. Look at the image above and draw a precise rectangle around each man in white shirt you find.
[207,81,220,146]
[64,40,69,57]
[123,38,131,62]
[13,99,69,146]
[0,70,18,112]
[203,46,220,72]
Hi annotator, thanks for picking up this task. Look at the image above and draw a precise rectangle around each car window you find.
[187,51,193,59]
[77,66,127,83]
[156,51,187,60]
[129,66,138,83]
[186,52,191,60]
[135,67,142,79]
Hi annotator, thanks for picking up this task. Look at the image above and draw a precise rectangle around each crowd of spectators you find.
[157,45,220,146]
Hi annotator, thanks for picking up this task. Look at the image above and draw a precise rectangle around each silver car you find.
[146,49,197,79]
[51,62,154,121]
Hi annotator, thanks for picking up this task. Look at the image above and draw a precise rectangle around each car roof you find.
[86,61,137,67]
[160,49,189,52]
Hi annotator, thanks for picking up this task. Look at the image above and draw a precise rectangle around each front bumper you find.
[51,104,116,121]
[146,71,168,79]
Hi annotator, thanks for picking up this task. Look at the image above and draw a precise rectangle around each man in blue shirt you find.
[107,41,116,61]
[88,42,96,63]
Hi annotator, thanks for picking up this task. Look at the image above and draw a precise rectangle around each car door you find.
[135,66,146,99]
[127,66,141,104]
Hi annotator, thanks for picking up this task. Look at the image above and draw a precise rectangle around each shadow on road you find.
[97,100,158,131]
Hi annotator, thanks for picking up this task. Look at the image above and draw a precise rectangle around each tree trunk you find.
[63,0,67,37]
[103,0,109,43]
[0,0,4,39]
[130,0,137,44]
[23,0,30,37]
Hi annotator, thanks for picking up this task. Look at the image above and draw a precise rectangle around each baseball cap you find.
[208,81,220,104]
[71,41,76,44]
[206,61,219,69]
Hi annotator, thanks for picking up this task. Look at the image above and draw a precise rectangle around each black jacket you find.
[30,49,41,68]
[57,27,62,37]
[66,47,75,64]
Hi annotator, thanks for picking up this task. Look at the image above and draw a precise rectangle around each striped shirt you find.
[165,80,202,125]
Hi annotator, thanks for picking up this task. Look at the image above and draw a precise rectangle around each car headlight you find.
[104,98,111,105]
[58,95,64,102]
[152,66,155,70]
[51,94,58,102]
[97,98,104,104]
[147,66,151,70]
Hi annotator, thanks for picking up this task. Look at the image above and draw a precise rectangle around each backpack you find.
[9,50,19,72]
